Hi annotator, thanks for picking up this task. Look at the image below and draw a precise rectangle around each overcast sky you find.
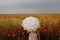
[0,0,60,14]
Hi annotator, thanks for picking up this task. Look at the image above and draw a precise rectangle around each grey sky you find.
[0,0,60,14]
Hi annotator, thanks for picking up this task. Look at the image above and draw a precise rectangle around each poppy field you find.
[0,14,60,40]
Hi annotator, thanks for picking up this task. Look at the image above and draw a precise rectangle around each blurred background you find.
[0,14,60,40]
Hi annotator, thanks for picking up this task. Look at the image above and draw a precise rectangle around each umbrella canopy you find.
[22,16,40,32]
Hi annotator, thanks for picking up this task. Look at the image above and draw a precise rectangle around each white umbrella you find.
[22,16,40,40]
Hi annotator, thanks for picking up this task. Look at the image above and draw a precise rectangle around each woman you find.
[29,29,40,40]
[22,16,40,40]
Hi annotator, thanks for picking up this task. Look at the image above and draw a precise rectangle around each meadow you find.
[0,14,60,40]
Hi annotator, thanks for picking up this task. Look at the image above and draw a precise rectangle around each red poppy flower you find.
[18,31,20,33]
[43,29,47,32]
[58,30,60,33]
[7,34,10,37]
[12,34,16,37]
[22,32,25,35]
